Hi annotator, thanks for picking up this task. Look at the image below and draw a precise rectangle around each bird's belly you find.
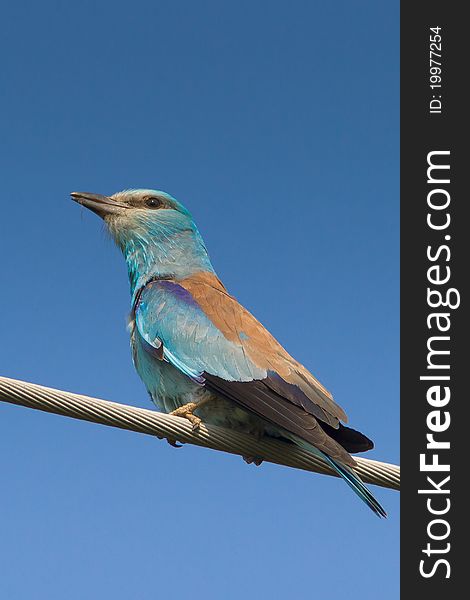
[131,332,265,436]
[132,333,197,412]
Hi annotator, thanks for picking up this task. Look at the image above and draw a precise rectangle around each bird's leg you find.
[170,403,201,430]
[169,397,211,431]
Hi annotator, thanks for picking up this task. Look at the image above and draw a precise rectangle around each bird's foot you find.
[170,402,202,431]
[156,434,183,448]
[243,456,264,467]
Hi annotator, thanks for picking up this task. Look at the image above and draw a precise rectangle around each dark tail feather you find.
[323,454,387,518]
[290,435,387,517]
[319,422,374,454]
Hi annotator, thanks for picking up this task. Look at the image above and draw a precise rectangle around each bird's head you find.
[71,188,193,239]
[71,189,214,295]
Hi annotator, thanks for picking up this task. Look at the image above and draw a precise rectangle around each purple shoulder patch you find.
[156,279,201,309]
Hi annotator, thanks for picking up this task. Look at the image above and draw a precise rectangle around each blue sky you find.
[0,1,399,598]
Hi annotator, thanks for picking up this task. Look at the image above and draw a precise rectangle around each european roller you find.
[71,189,386,517]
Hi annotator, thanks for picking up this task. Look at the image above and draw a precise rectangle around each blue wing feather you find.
[135,280,266,382]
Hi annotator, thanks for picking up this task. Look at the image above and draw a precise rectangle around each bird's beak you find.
[70,192,128,218]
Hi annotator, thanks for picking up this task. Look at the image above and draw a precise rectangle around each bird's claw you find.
[169,402,202,432]
[243,456,264,467]
[188,414,202,431]
[156,434,184,448]
[167,438,184,448]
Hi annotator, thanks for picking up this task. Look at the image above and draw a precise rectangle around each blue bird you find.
[71,189,386,517]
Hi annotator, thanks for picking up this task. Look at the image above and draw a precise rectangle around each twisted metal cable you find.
[0,375,399,490]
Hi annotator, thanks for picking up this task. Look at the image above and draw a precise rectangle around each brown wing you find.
[178,272,373,465]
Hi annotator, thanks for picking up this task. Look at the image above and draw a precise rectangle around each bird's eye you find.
[144,197,163,209]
